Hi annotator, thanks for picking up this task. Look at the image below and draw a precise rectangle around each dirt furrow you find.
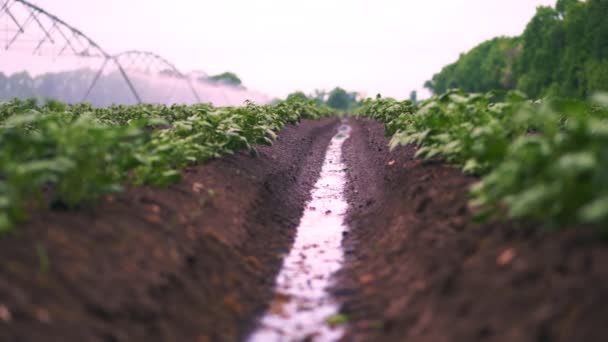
[4,117,608,342]
[0,118,339,342]
[335,118,608,342]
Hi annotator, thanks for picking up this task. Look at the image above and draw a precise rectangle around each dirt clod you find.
[497,248,516,267]
[0,305,11,323]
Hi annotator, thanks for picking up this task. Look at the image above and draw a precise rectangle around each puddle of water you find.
[247,123,352,342]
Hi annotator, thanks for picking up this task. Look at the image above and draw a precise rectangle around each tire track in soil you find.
[334,118,608,342]
[0,117,339,342]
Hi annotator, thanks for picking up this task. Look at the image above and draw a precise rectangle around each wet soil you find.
[3,116,608,342]
[0,118,339,342]
[248,122,351,341]
[336,118,608,342]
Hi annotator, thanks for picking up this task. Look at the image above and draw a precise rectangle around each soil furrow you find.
[336,118,608,342]
[0,118,339,342]
[3,117,608,342]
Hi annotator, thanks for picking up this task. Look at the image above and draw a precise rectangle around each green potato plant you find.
[0,97,333,232]
[357,89,608,230]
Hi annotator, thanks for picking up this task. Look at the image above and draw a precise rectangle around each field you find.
[1,93,607,341]
[2,0,608,339]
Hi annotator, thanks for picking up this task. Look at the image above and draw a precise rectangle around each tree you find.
[515,6,564,98]
[311,89,327,105]
[208,72,242,86]
[409,90,417,103]
[425,0,608,99]
[326,87,357,110]
[286,91,309,102]
[556,0,578,16]
[425,37,520,94]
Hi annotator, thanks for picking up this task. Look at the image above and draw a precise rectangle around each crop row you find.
[0,98,334,232]
[357,90,608,230]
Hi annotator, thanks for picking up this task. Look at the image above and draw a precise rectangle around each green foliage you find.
[0,110,142,232]
[397,91,528,174]
[326,314,349,326]
[0,97,333,232]
[515,6,564,98]
[326,87,358,111]
[208,72,242,86]
[287,88,358,111]
[409,91,418,104]
[286,91,309,102]
[425,37,521,95]
[311,89,328,105]
[358,90,608,231]
[472,98,608,227]
[426,0,608,99]
[355,94,416,136]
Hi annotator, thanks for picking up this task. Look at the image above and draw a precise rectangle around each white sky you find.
[9,0,555,99]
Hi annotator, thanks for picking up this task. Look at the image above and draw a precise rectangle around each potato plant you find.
[357,90,608,230]
[0,98,333,232]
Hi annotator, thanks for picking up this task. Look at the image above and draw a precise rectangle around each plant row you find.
[356,90,608,230]
[0,98,334,232]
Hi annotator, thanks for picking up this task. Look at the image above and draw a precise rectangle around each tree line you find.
[286,87,359,111]
[0,69,248,107]
[425,0,608,99]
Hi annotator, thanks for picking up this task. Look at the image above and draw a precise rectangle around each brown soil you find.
[0,118,339,342]
[3,116,608,342]
[336,118,608,342]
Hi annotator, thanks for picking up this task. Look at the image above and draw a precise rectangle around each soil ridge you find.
[336,118,608,342]
[0,117,339,342]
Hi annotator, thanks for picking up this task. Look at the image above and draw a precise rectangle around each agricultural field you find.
[2,0,608,341]
[1,92,607,341]
[0,98,333,231]
[357,90,608,229]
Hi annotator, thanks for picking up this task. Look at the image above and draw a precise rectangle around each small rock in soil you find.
[497,248,516,267]
[36,308,51,323]
[146,204,161,214]
[0,304,11,323]
[359,274,374,284]
[192,182,204,193]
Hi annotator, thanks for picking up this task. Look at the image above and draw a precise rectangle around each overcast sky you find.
[9,0,555,99]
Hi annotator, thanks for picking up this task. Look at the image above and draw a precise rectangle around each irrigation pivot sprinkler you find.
[111,50,201,104]
[1,0,142,103]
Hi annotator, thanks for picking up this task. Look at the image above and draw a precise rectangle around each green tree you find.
[286,91,309,102]
[209,72,242,86]
[425,37,520,94]
[409,90,417,103]
[311,89,327,105]
[515,6,564,98]
[326,87,357,110]
[426,0,608,99]
[556,0,578,16]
